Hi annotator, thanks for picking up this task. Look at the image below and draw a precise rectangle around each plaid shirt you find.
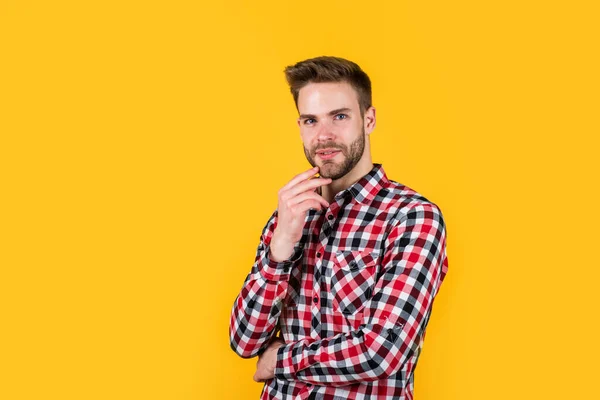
[230,164,449,400]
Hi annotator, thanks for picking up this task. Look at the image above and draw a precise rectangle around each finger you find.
[254,369,266,382]
[281,166,319,191]
[286,191,329,209]
[285,178,331,198]
[291,199,325,214]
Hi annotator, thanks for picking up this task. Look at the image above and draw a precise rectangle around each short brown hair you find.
[284,56,372,117]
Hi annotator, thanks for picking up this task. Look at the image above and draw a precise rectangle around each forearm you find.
[274,317,416,386]
[230,242,303,358]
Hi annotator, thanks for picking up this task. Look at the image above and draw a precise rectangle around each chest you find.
[285,208,392,316]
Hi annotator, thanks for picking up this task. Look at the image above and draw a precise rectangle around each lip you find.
[316,149,342,160]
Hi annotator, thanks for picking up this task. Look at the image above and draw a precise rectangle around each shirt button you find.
[327,214,334,220]
[313,296,319,304]
[316,252,322,258]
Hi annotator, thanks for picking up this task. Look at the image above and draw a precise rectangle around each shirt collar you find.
[335,163,389,205]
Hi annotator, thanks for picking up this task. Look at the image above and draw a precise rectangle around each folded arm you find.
[275,203,449,385]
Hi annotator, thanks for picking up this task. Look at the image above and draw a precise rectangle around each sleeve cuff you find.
[259,244,303,281]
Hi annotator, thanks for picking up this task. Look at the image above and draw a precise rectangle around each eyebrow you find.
[299,107,353,120]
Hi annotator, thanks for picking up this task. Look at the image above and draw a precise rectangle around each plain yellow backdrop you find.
[1,1,599,399]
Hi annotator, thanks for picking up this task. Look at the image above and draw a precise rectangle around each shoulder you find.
[376,179,446,227]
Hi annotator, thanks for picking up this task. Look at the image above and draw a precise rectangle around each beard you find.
[303,127,366,180]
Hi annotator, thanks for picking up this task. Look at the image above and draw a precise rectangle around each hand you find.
[270,167,331,261]
[253,338,286,382]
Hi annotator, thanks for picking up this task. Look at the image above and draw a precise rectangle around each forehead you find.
[297,81,360,115]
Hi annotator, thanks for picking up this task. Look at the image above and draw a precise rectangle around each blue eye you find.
[335,114,348,120]
[304,118,316,125]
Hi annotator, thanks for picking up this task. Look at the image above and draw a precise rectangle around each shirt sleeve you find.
[274,203,449,385]
[229,210,304,358]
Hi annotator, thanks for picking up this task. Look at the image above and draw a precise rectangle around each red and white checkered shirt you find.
[230,164,449,399]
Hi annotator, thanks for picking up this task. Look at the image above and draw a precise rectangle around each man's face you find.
[297,81,367,180]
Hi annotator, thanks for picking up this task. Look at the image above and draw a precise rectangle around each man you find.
[229,56,449,400]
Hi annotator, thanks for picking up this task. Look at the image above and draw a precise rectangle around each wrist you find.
[270,230,296,262]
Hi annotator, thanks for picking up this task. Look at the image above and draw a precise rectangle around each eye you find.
[335,114,348,120]
[303,118,316,125]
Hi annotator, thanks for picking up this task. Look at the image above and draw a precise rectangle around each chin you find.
[319,164,344,180]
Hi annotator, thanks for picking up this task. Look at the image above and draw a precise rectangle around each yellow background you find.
[1,1,598,399]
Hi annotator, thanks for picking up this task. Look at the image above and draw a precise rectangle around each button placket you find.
[313,249,322,309]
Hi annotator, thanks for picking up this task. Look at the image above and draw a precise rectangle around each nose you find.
[315,119,335,143]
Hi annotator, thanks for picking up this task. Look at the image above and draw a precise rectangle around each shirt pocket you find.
[331,249,380,316]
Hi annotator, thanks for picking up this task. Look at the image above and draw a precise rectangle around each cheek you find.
[352,120,364,132]
[350,124,364,140]
[300,130,315,146]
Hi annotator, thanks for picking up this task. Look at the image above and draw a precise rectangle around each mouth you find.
[315,148,342,160]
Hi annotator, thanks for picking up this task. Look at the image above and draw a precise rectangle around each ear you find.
[364,106,376,135]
